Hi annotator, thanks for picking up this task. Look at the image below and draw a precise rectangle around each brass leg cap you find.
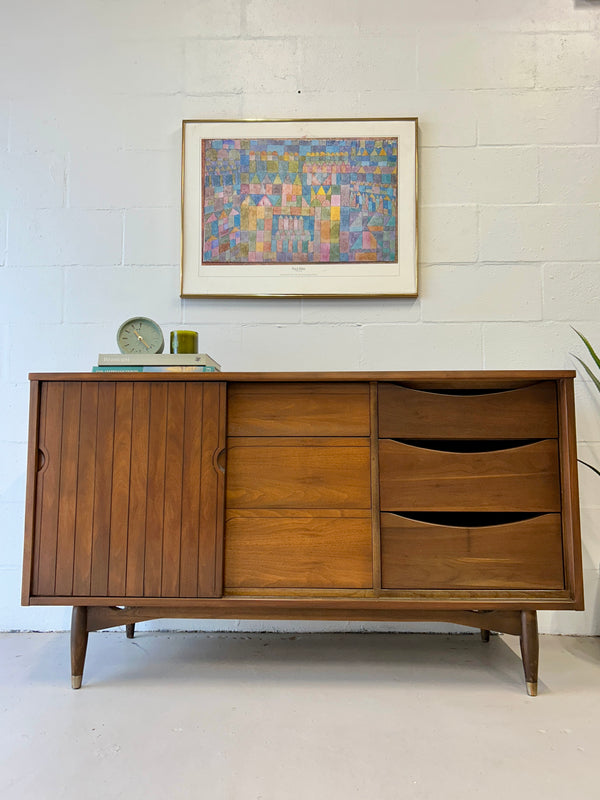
[526,681,538,697]
[71,675,82,690]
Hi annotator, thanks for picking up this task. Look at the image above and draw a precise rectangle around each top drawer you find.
[378,382,558,439]
[228,382,370,436]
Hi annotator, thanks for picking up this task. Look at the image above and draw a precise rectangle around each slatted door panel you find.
[30,380,226,599]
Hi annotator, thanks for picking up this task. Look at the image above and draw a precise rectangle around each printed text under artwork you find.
[201,137,398,265]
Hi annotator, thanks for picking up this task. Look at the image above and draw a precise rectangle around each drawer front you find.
[226,437,371,509]
[225,513,372,589]
[381,513,565,590]
[228,382,370,436]
[378,382,558,439]
[379,439,561,512]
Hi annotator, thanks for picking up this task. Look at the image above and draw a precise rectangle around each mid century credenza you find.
[22,371,584,694]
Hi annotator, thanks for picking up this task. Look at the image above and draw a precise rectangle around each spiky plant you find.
[572,327,600,478]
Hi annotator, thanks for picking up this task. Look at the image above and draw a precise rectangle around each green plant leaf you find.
[572,354,600,395]
[572,327,600,372]
[577,458,600,478]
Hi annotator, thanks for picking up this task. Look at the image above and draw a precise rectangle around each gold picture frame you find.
[181,118,418,298]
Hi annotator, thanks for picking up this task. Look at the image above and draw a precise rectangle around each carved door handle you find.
[214,448,226,474]
[37,447,48,472]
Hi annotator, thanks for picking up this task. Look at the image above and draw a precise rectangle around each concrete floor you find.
[1,631,599,800]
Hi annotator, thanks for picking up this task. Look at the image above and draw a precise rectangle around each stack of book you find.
[93,353,221,373]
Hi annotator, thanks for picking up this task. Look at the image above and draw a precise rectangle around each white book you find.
[98,352,221,369]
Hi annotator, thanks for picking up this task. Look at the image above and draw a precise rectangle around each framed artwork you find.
[181,118,418,298]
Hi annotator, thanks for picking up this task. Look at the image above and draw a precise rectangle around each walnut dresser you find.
[22,371,583,694]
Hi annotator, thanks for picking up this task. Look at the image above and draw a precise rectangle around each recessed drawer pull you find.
[384,511,544,528]
[385,384,531,397]
[389,439,543,454]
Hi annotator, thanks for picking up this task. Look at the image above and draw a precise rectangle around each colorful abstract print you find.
[202,137,398,264]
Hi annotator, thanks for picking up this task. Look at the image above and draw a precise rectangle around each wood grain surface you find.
[378,381,558,439]
[380,513,564,589]
[379,439,561,512]
[226,437,371,509]
[30,380,226,599]
[225,514,372,589]
[227,382,370,436]
[23,373,583,628]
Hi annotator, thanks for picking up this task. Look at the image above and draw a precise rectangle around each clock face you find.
[117,317,165,354]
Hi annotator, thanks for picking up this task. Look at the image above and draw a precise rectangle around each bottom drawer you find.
[225,512,372,589]
[381,513,564,590]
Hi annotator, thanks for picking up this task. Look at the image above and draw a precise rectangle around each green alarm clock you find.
[117,316,165,354]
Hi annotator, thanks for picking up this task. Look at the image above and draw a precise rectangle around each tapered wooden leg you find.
[126,623,135,639]
[519,610,539,696]
[480,629,490,642]
[70,606,89,690]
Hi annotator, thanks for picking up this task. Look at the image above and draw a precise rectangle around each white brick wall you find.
[539,146,600,203]
[124,208,180,266]
[0,101,8,151]
[300,37,416,93]
[0,212,6,266]
[476,90,598,145]
[64,267,182,324]
[0,325,7,383]
[418,32,536,90]
[419,205,479,263]
[480,205,600,262]
[535,33,600,88]
[0,153,65,208]
[0,267,63,324]
[8,210,123,266]
[482,322,574,369]
[420,146,539,205]
[185,38,299,94]
[362,322,483,371]
[69,150,180,209]
[421,264,542,322]
[543,263,600,320]
[1,0,599,634]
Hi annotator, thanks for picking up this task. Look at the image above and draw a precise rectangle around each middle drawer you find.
[379,439,561,512]
[227,437,371,509]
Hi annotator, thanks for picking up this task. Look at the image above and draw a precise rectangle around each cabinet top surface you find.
[29,370,576,382]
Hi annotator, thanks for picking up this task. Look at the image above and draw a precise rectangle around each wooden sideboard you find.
[22,371,584,693]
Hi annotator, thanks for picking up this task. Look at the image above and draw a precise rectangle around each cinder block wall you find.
[1,0,599,633]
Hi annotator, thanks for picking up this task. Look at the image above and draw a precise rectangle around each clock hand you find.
[132,329,151,349]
